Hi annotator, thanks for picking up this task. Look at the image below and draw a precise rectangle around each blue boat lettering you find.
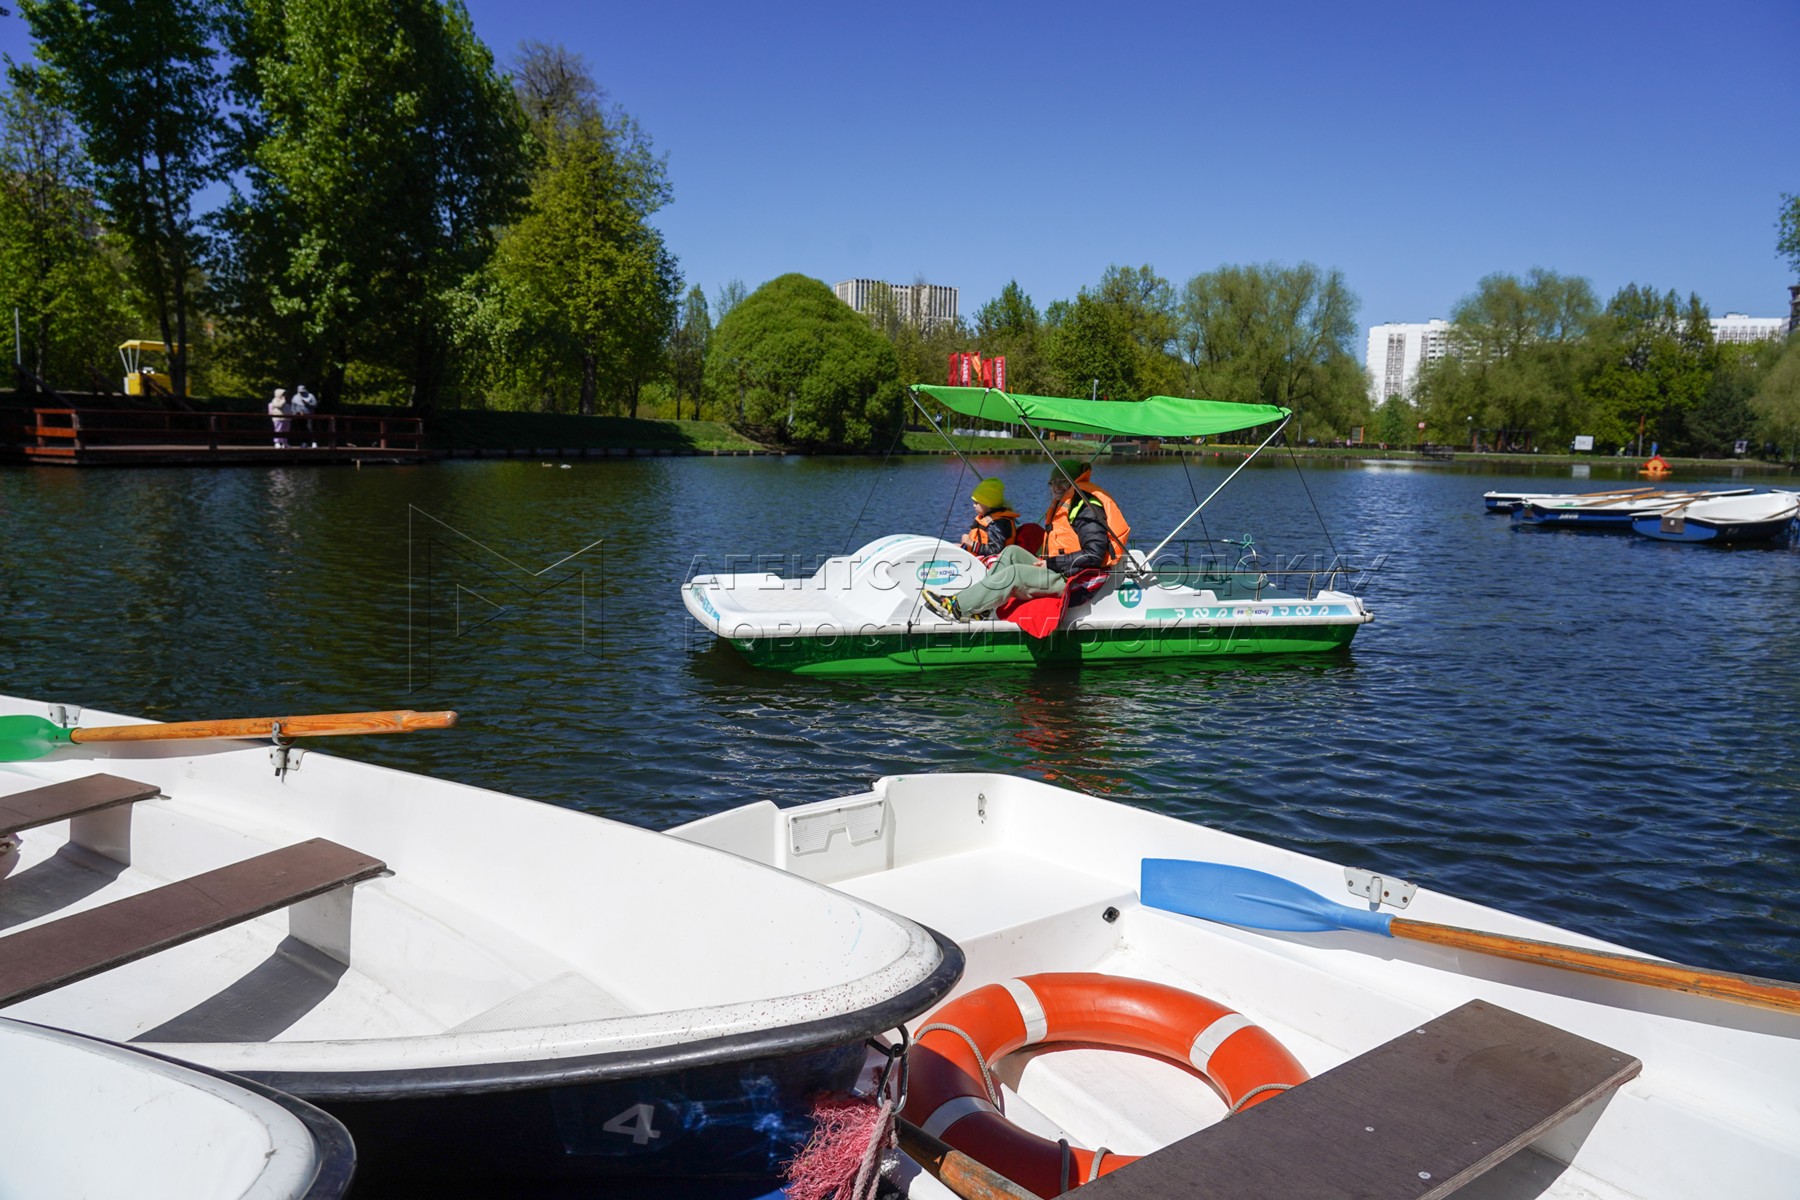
[916,560,961,585]
[693,588,721,621]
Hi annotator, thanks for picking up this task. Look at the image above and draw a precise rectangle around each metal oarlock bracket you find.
[1345,866,1416,910]
[268,721,305,779]
[46,703,80,728]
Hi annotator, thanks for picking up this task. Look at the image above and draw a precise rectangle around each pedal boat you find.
[682,387,1373,675]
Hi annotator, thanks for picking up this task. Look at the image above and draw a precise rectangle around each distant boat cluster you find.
[1486,486,1800,544]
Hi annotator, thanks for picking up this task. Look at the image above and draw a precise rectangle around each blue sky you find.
[4,0,1795,328]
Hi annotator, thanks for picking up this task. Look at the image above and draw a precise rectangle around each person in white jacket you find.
[268,388,291,448]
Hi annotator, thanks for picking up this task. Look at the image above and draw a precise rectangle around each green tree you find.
[212,0,529,407]
[1778,192,1800,277]
[704,273,903,450]
[669,285,711,420]
[1094,263,1181,394]
[1177,262,1365,439]
[481,44,678,416]
[972,280,1048,393]
[0,76,141,391]
[1043,291,1139,401]
[1687,340,1777,456]
[1585,284,1713,452]
[16,0,226,397]
[1752,337,1800,460]
[713,278,747,323]
[1414,269,1598,448]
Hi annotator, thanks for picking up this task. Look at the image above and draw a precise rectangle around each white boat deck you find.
[675,773,1800,1200]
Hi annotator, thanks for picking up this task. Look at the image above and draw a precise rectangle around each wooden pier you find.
[20,406,427,466]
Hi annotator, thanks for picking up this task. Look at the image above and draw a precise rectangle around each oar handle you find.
[897,1118,1043,1200]
[69,710,459,744]
[1389,918,1800,1015]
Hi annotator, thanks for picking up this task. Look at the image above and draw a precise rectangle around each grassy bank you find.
[427,410,766,453]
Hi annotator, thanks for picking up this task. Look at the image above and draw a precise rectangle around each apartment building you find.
[833,279,959,332]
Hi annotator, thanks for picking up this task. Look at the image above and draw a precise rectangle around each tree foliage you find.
[1778,192,1800,278]
[15,0,226,396]
[1177,262,1365,438]
[1414,269,1597,445]
[1752,337,1800,459]
[0,76,142,390]
[1585,284,1713,449]
[705,273,903,450]
[210,0,529,406]
[669,285,710,420]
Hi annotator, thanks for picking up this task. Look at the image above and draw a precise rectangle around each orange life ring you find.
[903,973,1308,1194]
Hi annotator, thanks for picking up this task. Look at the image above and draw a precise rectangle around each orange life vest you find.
[1042,483,1130,566]
[961,508,1020,554]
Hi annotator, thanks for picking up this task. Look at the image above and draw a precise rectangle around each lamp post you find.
[1467,415,1473,452]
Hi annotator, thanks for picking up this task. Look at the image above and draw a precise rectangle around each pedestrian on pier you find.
[291,385,317,447]
[269,388,291,448]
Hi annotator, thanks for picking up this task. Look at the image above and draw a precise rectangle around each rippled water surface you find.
[3,453,1797,980]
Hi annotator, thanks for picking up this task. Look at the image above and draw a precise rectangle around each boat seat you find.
[0,838,387,1008]
[1076,999,1640,1200]
[0,774,162,838]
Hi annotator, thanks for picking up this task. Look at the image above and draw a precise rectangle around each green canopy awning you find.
[913,385,1289,439]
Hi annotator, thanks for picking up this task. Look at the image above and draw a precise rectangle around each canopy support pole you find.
[1144,416,1292,564]
[909,388,985,480]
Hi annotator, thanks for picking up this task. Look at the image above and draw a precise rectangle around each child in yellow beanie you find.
[960,477,1020,557]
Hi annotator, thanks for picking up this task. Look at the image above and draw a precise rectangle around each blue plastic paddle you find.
[1141,858,1800,1015]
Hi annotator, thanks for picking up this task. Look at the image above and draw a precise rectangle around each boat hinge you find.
[268,721,306,779]
[46,703,80,728]
[789,795,884,855]
[1345,866,1415,909]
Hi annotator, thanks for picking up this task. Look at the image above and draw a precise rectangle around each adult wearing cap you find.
[959,477,1021,558]
[1040,457,1129,574]
[922,458,1127,622]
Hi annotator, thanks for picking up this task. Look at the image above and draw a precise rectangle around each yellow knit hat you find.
[970,477,1007,507]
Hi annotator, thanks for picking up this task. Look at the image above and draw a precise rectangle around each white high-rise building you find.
[833,279,959,332]
[1710,313,1788,345]
[1364,320,1451,403]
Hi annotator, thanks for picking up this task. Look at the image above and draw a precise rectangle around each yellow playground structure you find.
[118,340,187,397]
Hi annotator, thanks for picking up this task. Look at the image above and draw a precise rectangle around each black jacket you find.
[962,512,1019,557]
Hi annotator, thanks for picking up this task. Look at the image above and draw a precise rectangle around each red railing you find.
[30,408,424,452]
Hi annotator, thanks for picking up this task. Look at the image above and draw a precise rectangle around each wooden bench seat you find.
[0,773,161,838]
[1080,999,1640,1200]
[0,838,386,1007]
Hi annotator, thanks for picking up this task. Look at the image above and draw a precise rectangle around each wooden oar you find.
[898,1117,1042,1200]
[1141,859,1800,1016]
[0,710,458,762]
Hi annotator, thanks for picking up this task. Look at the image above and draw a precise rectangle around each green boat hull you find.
[726,620,1360,676]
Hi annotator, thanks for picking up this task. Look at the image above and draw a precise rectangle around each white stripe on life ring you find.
[1002,978,1049,1045]
[1188,1012,1253,1074]
[923,1094,999,1139]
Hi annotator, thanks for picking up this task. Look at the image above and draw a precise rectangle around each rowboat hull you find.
[0,695,961,1189]
[673,773,1800,1199]
[1,1016,355,1199]
[1630,492,1800,543]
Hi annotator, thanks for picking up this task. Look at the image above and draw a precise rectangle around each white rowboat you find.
[0,1015,355,1199]
[674,773,1800,1199]
[0,695,960,1191]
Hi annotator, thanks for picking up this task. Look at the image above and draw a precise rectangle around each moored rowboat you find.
[0,695,961,1191]
[673,773,1800,1198]
[1630,490,1800,544]
[0,1015,355,1199]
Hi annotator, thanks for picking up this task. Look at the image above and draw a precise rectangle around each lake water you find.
[2,452,1797,982]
